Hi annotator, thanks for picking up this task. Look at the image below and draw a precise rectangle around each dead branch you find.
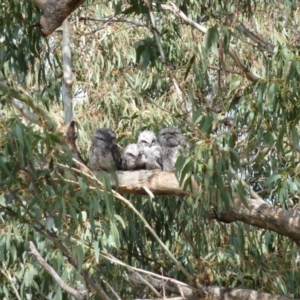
[114,170,195,195]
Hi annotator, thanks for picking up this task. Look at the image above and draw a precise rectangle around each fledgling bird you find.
[89,128,123,171]
[137,130,160,150]
[159,127,189,172]
[141,145,162,170]
[122,144,145,170]
[138,130,162,170]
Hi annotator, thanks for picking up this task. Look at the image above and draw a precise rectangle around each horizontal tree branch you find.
[113,170,193,195]
[131,272,297,300]
[110,170,300,244]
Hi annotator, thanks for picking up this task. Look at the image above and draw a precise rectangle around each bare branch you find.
[130,272,199,300]
[62,18,73,125]
[29,241,87,300]
[131,272,297,300]
[134,272,161,297]
[238,23,275,53]
[10,98,43,126]
[101,279,122,300]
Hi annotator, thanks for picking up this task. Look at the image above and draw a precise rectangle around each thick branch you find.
[113,169,300,244]
[131,272,297,300]
[62,18,73,125]
[209,197,300,245]
[31,0,85,36]
[110,169,300,245]
[114,170,193,195]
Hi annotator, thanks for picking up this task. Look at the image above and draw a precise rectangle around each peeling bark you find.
[31,0,85,36]
[208,197,300,245]
[114,170,194,195]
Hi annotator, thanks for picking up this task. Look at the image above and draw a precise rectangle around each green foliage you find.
[1,0,300,299]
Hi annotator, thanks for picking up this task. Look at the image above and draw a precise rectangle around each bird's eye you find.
[128,153,135,157]
[142,140,148,144]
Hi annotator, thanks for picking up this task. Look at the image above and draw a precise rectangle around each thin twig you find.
[135,273,161,297]
[143,186,155,199]
[101,278,122,300]
[0,264,22,300]
[229,166,262,200]
[80,16,147,27]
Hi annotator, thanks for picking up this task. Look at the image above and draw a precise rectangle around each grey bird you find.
[137,130,162,170]
[89,128,123,171]
[159,127,189,172]
[137,130,160,149]
[122,144,145,170]
[141,145,162,170]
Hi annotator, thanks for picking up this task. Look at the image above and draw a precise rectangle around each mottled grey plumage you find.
[141,145,162,170]
[89,128,123,171]
[137,130,159,150]
[122,144,145,170]
[138,130,162,170]
[159,127,189,172]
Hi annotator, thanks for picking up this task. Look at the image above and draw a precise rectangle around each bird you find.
[141,145,162,170]
[137,130,162,170]
[122,144,145,170]
[89,128,123,171]
[137,130,160,150]
[159,127,189,172]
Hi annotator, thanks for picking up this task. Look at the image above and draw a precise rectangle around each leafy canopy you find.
[1,0,300,299]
